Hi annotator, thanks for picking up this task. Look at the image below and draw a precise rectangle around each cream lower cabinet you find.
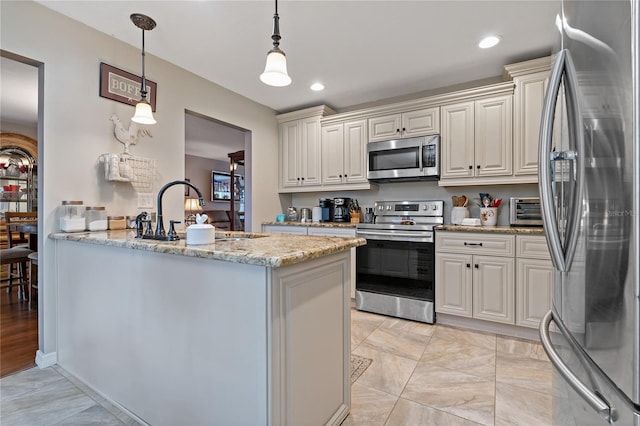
[515,235,554,328]
[435,231,515,325]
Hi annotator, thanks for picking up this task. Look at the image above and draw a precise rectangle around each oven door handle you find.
[356,230,432,242]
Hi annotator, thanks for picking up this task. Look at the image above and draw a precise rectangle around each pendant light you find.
[130,13,157,124]
[260,0,291,87]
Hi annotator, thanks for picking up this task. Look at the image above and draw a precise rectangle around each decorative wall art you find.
[99,62,157,111]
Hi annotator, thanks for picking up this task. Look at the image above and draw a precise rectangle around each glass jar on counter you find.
[108,216,126,230]
[85,206,108,231]
[59,200,86,232]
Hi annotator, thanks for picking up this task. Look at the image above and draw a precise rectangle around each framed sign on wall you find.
[99,62,157,111]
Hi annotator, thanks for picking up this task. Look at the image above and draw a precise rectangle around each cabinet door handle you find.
[297,177,300,181]
[466,263,471,268]
[339,174,343,178]
[464,242,483,246]
[468,165,473,170]
[474,264,479,269]
[402,127,406,132]
[344,174,348,178]
[396,128,400,133]
[477,165,480,169]
[301,177,305,181]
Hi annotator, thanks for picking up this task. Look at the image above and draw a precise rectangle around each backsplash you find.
[290,181,540,226]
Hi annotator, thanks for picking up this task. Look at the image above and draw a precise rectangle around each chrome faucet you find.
[142,180,204,241]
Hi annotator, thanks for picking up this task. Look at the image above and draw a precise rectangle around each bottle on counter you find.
[85,206,108,231]
[59,200,86,232]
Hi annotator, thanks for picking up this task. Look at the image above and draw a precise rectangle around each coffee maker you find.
[332,197,351,222]
[319,198,332,222]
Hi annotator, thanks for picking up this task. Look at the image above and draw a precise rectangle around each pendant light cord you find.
[271,0,281,48]
[140,28,147,102]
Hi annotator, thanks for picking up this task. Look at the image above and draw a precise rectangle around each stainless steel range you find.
[355,200,443,324]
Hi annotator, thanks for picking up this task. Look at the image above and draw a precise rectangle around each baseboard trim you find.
[35,350,57,368]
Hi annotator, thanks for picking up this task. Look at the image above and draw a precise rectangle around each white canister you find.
[451,207,470,225]
[312,206,322,223]
[86,206,108,231]
[59,200,86,232]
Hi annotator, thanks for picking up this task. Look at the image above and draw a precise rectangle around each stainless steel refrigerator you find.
[538,0,639,424]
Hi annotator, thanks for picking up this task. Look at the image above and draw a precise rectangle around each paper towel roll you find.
[312,206,322,223]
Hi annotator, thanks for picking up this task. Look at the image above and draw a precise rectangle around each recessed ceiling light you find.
[478,35,501,49]
[310,82,325,91]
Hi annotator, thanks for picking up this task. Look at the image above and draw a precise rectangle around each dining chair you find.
[1,212,37,300]
[28,251,38,310]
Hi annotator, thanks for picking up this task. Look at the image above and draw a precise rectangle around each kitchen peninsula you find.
[50,230,365,425]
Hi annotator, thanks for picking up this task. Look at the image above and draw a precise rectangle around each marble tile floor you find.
[0,365,142,426]
[1,308,553,426]
[345,308,554,426]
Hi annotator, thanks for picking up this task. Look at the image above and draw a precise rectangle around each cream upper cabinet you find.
[368,107,439,142]
[440,94,513,181]
[440,101,475,179]
[278,105,335,193]
[474,95,513,177]
[321,119,368,186]
[513,71,549,175]
[504,56,552,177]
[279,116,322,189]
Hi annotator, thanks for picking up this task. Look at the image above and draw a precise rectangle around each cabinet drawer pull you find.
[464,242,483,246]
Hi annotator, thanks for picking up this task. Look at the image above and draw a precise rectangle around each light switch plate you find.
[137,193,154,209]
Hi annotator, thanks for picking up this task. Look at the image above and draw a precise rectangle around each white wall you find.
[1,120,38,139]
[1,1,281,357]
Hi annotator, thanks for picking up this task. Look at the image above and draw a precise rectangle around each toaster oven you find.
[510,197,543,226]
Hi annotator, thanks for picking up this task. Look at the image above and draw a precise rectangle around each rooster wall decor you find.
[110,114,153,154]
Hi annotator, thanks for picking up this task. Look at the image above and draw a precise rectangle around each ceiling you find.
[36,0,559,113]
[3,1,559,161]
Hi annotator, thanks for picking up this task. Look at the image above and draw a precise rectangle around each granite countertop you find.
[49,230,365,268]
[262,221,357,228]
[435,225,545,235]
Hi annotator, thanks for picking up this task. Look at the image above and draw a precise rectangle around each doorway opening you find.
[0,52,43,377]
[184,110,251,232]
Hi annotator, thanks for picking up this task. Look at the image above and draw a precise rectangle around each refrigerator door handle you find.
[539,51,568,271]
[540,310,615,422]
[538,49,584,272]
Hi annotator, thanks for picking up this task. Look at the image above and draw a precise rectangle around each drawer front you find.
[307,227,356,238]
[516,235,551,259]
[436,232,514,257]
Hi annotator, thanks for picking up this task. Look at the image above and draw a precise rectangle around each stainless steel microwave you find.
[509,197,543,226]
[367,135,440,182]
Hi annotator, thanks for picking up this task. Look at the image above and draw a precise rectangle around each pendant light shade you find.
[132,101,156,125]
[260,0,291,87]
[130,13,157,124]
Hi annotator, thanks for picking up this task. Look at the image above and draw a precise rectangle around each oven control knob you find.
[422,205,428,210]
[431,205,437,210]
[386,205,392,211]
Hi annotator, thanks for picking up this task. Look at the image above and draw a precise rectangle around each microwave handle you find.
[418,143,424,171]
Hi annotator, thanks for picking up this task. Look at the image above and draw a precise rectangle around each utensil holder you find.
[451,207,470,225]
[480,207,498,226]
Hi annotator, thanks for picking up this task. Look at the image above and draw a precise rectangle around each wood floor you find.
[0,286,38,378]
